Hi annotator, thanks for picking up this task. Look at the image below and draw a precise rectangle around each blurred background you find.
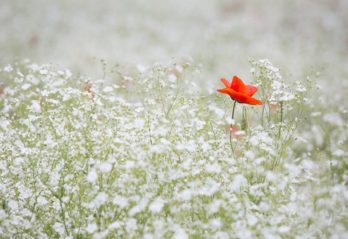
[1,0,348,92]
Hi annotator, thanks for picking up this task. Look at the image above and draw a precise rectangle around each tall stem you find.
[232,100,237,119]
[230,101,237,153]
[261,104,265,127]
[242,107,248,131]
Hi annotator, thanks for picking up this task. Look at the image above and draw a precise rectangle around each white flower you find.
[251,59,295,102]
[173,226,188,239]
[86,223,98,234]
[113,196,129,208]
[30,100,41,113]
[103,86,113,93]
[22,83,31,90]
[87,170,98,183]
[4,64,13,72]
[89,192,108,208]
[133,118,145,128]
[53,223,65,235]
[8,200,18,211]
[149,197,165,213]
[37,196,48,206]
[99,162,112,173]
[168,74,177,83]
[231,175,247,192]
[323,112,344,126]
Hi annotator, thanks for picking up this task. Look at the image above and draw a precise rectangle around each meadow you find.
[0,0,347,238]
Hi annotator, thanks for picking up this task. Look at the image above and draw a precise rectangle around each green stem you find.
[278,101,283,139]
[242,107,248,131]
[232,100,237,119]
[230,101,237,153]
[261,104,265,127]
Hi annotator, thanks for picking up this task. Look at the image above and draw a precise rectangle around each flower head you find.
[217,76,262,105]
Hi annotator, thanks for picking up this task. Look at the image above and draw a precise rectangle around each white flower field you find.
[0,0,347,238]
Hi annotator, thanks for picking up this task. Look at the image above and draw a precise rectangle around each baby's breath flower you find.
[250,59,295,103]
[0,61,346,238]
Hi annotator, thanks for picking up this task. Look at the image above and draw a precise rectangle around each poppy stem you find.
[232,100,237,119]
[230,101,237,153]
[242,107,248,131]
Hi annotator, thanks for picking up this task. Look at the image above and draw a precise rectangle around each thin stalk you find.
[232,101,237,120]
[278,101,283,139]
[261,104,265,127]
[230,101,237,153]
[242,107,248,132]
[147,114,153,145]
[327,137,334,182]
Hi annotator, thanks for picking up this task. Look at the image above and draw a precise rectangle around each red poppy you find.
[217,76,262,105]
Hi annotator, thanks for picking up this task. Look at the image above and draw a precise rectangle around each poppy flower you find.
[217,76,262,105]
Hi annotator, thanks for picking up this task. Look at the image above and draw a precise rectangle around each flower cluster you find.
[250,59,295,103]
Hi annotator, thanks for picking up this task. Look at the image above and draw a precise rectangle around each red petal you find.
[220,78,231,88]
[243,97,263,105]
[218,88,262,105]
[245,85,257,97]
[217,87,247,102]
[217,88,234,95]
[231,76,246,93]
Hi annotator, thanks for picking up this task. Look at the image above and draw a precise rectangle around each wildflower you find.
[226,124,245,140]
[83,81,95,99]
[83,82,93,93]
[250,59,294,103]
[217,76,262,105]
